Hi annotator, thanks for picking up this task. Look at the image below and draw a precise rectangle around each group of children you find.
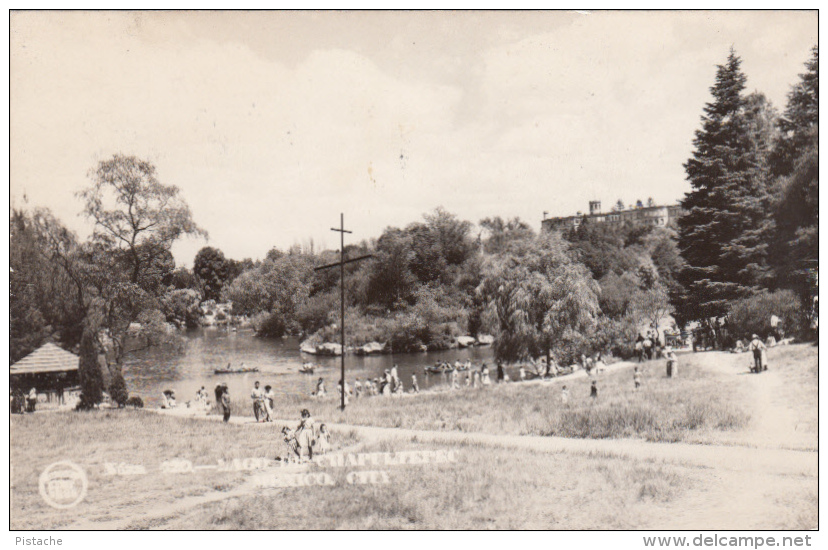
[279,408,331,462]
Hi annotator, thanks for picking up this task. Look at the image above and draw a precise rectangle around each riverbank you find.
[225,351,755,444]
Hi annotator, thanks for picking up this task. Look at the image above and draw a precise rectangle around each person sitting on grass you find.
[634,366,641,391]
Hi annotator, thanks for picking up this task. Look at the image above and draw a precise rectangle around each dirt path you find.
[690,351,816,451]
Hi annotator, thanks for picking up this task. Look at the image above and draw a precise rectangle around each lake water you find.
[123,327,495,407]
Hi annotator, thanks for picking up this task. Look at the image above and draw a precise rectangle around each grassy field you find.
[9,410,357,530]
[231,352,750,443]
[10,342,818,531]
[146,438,702,530]
[765,343,818,435]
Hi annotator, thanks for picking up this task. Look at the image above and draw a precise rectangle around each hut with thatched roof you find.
[10,343,80,404]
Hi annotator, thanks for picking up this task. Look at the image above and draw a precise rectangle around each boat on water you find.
[298,364,316,374]
[214,364,259,375]
[425,364,471,374]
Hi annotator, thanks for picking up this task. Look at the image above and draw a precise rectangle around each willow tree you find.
[480,233,600,365]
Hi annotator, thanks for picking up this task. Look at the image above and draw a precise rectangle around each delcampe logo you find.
[38,461,88,509]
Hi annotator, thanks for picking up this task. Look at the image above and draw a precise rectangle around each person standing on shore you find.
[251,381,265,422]
[411,373,419,393]
[221,387,231,422]
[263,385,274,422]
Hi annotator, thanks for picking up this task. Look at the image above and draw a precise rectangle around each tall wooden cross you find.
[314,214,372,410]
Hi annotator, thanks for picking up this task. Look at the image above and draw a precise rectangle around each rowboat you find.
[214,365,259,375]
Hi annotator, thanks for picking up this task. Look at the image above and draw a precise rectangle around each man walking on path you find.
[748,334,766,373]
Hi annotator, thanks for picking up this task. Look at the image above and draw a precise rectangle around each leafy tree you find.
[598,271,639,318]
[630,282,674,339]
[478,216,535,254]
[194,246,230,301]
[612,200,625,212]
[160,288,203,328]
[73,155,206,364]
[678,50,778,320]
[365,228,416,310]
[164,267,198,291]
[79,154,206,288]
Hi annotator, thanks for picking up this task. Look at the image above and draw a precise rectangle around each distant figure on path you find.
[221,387,231,422]
[665,346,678,377]
[26,387,38,413]
[748,334,766,373]
[590,380,598,399]
[561,385,569,404]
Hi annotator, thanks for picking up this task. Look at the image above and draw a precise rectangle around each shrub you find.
[728,289,806,341]
[108,372,129,407]
[252,310,287,338]
[125,396,144,408]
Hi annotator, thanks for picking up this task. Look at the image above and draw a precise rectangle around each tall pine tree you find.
[771,46,818,308]
[678,49,778,320]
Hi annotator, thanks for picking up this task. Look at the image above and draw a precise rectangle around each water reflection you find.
[123,327,495,407]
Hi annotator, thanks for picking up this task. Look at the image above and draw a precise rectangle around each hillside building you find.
[541,200,684,233]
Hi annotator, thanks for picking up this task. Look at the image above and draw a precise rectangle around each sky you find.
[9,11,818,266]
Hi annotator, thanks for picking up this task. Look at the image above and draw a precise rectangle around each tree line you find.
[10,46,817,407]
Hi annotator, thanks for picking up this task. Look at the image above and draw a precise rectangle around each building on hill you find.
[541,200,684,233]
